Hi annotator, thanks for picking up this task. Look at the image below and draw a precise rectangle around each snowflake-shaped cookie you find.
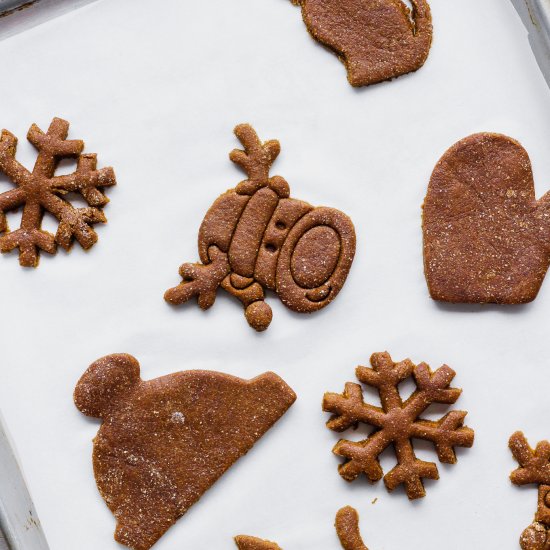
[323,352,475,499]
[0,117,116,267]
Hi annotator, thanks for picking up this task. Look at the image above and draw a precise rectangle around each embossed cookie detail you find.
[74,354,296,550]
[423,133,550,304]
[0,118,116,267]
[291,0,433,87]
[165,124,356,331]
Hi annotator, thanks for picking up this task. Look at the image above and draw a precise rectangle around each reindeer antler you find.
[510,432,550,549]
[510,432,550,487]
[230,124,289,198]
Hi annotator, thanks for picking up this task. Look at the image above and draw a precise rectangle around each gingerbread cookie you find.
[235,506,369,549]
[291,0,432,87]
[335,506,369,550]
[0,118,116,267]
[165,124,356,331]
[74,354,296,550]
[509,432,550,550]
[235,536,282,550]
[423,133,550,304]
[323,352,474,499]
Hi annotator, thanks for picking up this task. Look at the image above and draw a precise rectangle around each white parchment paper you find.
[1,1,550,548]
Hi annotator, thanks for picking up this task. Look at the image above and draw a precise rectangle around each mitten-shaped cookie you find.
[291,0,432,87]
[423,133,550,304]
[74,354,296,550]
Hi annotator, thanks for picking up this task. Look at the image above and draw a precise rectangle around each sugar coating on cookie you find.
[335,506,369,550]
[423,133,550,304]
[292,0,432,87]
[74,354,296,550]
[165,123,355,331]
[235,506,369,549]
[235,535,283,549]
[323,352,474,500]
[509,432,550,550]
[0,118,116,267]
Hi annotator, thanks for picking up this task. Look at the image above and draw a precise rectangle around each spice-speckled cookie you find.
[324,352,474,499]
[235,535,282,550]
[235,506,369,549]
[165,123,355,331]
[0,117,116,267]
[423,133,550,304]
[291,0,432,87]
[509,432,550,550]
[335,506,369,550]
[74,354,296,550]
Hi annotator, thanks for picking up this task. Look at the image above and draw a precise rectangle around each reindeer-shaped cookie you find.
[165,124,356,331]
[74,354,296,550]
[510,432,550,550]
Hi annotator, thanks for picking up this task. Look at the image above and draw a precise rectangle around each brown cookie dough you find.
[323,352,474,499]
[509,432,550,550]
[0,117,116,267]
[291,0,432,87]
[74,354,296,550]
[235,506,369,549]
[165,124,356,331]
[335,506,369,550]
[235,535,282,550]
[423,133,550,304]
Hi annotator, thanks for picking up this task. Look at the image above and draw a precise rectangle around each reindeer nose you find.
[245,301,273,332]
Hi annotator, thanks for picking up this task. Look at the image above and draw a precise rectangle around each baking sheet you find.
[1,0,550,548]
[0,0,99,41]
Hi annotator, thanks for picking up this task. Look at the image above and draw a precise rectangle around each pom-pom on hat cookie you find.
[74,354,296,550]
